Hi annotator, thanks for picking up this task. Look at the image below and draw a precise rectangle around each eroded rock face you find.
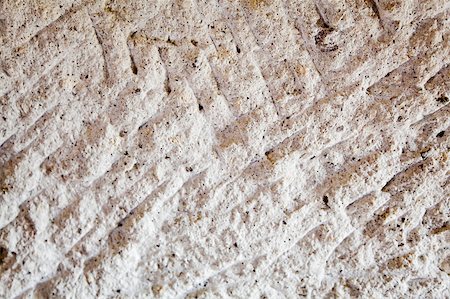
[0,0,449,298]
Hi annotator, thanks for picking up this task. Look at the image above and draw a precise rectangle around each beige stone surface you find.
[0,0,449,298]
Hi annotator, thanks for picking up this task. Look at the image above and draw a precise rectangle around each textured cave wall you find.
[0,0,449,298]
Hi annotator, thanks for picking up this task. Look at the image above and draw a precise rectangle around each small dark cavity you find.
[314,28,338,52]
[0,246,8,265]
[366,0,382,22]
[167,37,176,45]
[131,63,138,75]
[323,195,329,205]
[315,5,331,29]
[130,54,138,75]
[164,79,171,94]
[436,131,445,138]
[236,45,241,53]
[436,95,449,104]
[198,103,204,111]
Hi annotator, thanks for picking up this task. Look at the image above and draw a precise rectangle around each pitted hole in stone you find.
[323,195,330,208]
[436,95,449,104]
[0,245,8,265]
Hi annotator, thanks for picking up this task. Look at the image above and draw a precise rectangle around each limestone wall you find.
[0,0,449,298]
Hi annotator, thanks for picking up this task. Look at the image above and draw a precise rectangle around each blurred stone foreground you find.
[0,0,449,298]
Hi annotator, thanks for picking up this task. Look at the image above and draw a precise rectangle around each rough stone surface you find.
[0,0,449,298]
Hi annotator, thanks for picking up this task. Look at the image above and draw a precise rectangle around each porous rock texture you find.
[0,0,449,298]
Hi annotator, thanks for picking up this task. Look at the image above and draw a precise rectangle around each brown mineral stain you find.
[186,289,207,299]
[245,0,267,9]
[265,150,277,164]
[431,223,450,235]
[380,1,401,12]
[0,155,23,194]
[152,284,163,296]
[295,64,307,76]
[130,32,149,45]
[387,252,414,270]
[214,45,231,60]
[104,1,129,22]
[14,46,27,56]
[190,212,203,223]
[0,246,16,273]
[441,152,448,163]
